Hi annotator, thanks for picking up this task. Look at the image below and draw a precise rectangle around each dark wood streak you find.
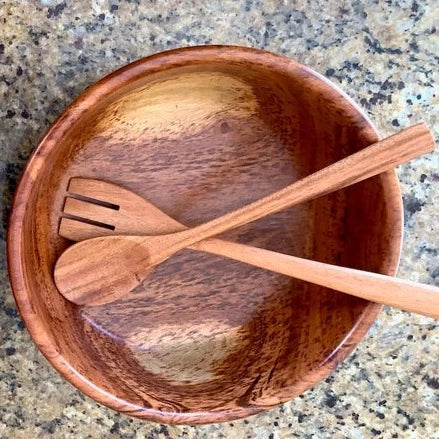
[7,46,403,424]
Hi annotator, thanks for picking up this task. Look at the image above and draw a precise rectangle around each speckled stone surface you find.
[0,0,438,437]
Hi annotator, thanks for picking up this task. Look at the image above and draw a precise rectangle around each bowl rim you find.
[6,45,403,424]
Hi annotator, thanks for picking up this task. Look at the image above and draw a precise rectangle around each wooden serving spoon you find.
[54,123,435,308]
[58,177,439,318]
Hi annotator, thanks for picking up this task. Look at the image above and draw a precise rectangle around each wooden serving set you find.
[54,124,439,318]
[7,47,438,424]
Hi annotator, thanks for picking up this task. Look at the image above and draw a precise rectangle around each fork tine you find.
[69,177,126,206]
[63,197,118,226]
[59,217,115,241]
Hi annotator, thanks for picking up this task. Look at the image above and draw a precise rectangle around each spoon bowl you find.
[54,235,153,306]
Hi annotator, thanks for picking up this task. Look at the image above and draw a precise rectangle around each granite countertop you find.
[0,0,438,437]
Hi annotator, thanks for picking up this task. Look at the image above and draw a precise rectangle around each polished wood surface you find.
[58,177,439,318]
[7,46,405,424]
[54,125,433,307]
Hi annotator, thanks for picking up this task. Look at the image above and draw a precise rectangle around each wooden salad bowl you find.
[7,46,403,424]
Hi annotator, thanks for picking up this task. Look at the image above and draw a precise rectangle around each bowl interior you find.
[9,49,401,423]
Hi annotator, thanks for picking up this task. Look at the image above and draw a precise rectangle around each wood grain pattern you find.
[7,46,405,424]
[58,177,439,318]
[53,124,434,306]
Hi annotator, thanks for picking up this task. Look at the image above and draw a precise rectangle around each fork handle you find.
[190,239,439,319]
[171,124,434,253]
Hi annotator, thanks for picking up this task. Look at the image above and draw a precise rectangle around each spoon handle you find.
[172,123,435,251]
[191,239,439,319]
